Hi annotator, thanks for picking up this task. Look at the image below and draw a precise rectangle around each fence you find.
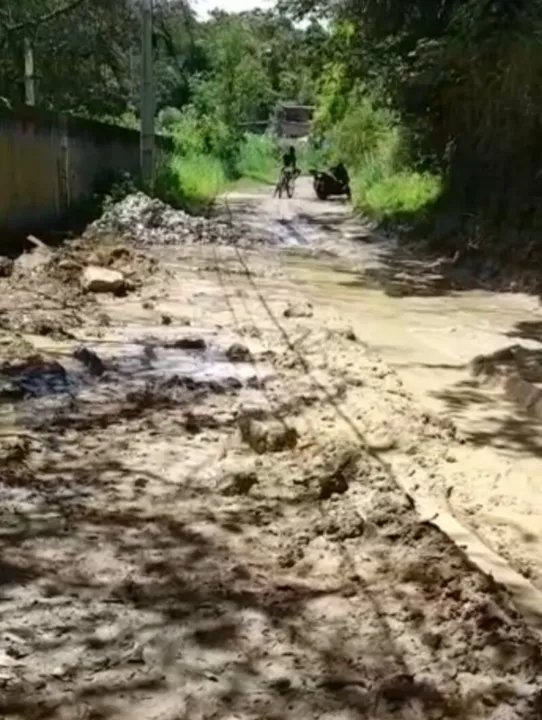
[0,106,170,234]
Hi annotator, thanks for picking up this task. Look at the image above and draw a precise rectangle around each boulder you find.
[0,256,14,278]
[226,342,252,362]
[81,265,126,294]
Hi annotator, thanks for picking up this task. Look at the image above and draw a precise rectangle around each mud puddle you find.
[2,343,269,428]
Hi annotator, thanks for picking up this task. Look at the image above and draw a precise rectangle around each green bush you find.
[170,153,226,205]
[156,106,282,208]
[355,170,441,220]
[312,87,441,222]
[236,134,279,184]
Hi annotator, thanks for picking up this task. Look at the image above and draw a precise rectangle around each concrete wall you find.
[0,107,168,233]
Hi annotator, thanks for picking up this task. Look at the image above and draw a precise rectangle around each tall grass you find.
[158,106,282,207]
[236,134,279,184]
[315,89,442,221]
[169,154,226,205]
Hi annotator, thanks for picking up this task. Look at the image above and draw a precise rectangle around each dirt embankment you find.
[0,193,541,718]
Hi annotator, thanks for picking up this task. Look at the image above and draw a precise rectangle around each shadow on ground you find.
[292,209,475,298]
[507,320,542,345]
[429,342,542,457]
[1,419,537,719]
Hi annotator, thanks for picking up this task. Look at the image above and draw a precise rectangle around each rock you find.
[166,337,206,351]
[15,244,52,274]
[73,347,106,376]
[81,265,126,294]
[318,472,349,500]
[0,436,30,464]
[84,192,247,247]
[323,508,365,539]
[161,314,172,325]
[366,431,396,452]
[142,344,157,362]
[317,448,360,500]
[184,412,201,435]
[142,300,155,310]
[283,301,313,318]
[220,471,259,496]
[226,343,252,362]
[238,415,298,454]
[57,258,82,275]
[96,312,111,327]
[0,256,14,278]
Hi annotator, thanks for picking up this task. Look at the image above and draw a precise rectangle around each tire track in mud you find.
[209,196,542,708]
[2,204,542,717]
[225,194,542,634]
[201,239,542,718]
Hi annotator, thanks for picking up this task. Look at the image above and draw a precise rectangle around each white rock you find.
[83,192,246,247]
[81,265,125,294]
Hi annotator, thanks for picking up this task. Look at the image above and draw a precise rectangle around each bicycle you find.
[274,167,300,199]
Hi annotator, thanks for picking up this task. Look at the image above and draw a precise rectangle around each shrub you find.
[312,87,442,222]
[237,133,280,184]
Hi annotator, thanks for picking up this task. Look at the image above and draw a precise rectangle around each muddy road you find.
[1,183,542,718]
[226,180,542,591]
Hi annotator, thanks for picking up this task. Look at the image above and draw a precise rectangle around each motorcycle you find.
[310,167,351,201]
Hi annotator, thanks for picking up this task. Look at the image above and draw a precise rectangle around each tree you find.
[280,0,542,247]
[0,0,138,114]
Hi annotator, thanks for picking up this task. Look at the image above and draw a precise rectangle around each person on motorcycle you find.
[329,161,351,199]
[330,161,349,188]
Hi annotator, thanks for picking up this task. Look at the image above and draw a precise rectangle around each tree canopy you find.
[0,1,325,123]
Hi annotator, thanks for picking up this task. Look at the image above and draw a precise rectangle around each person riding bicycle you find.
[282,145,297,176]
[275,145,299,198]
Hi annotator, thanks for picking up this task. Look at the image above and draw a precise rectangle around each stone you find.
[220,471,259,496]
[0,256,14,278]
[283,301,313,318]
[226,343,252,362]
[166,337,206,351]
[81,265,126,294]
[238,415,298,454]
[73,346,106,376]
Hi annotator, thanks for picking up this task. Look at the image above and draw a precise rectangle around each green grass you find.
[153,106,284,206]
[236,134,279,184]
[354,170,441,220]
[311,89,442,222]
[169,153,226,203]
[351,138,441,220]
[154,152,226,213]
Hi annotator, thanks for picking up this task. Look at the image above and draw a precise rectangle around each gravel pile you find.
[85,193,250,246]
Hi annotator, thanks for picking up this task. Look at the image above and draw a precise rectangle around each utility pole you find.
[24,37,36,106]
[140,0,155,192]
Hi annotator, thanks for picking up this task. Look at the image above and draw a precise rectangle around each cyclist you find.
[275,145,298,198]
[283,145,297,174]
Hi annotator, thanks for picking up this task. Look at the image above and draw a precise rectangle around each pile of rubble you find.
[84,192,250,246]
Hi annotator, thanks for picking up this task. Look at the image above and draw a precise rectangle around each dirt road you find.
[1,183,542,718]
[226,179,542,590]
